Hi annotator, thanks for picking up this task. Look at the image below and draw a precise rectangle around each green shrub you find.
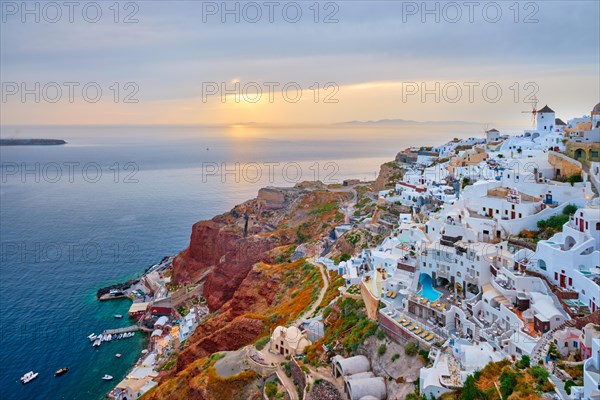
[265,382,278,398]
[340,253,351,262]
[404,342,419,357]
[528,366,549,383]
[255,336,270,350]
[377,344,387,356]
[516,355,530,369]
[391,353,400,362]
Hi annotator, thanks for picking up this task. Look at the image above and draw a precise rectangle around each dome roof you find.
[592,102,600,114]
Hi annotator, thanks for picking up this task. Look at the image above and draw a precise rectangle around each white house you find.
[534,207,600,313]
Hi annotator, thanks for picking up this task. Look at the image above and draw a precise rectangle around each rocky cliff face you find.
[154,184,350,396]
[372,161,403,192]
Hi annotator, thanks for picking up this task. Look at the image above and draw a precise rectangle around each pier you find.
[101,325,140,335]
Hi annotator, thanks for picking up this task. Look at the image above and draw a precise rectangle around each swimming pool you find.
[417,273,442,302]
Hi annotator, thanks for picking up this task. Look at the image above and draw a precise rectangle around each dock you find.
[99,293,131,301]
[101,325,140,335]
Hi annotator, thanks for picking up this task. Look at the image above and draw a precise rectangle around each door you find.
[511,211,516,219]
[580,218,584,232]
[560,274,566,289]
[488,208,493,217]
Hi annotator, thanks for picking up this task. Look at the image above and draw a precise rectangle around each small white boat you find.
[87,333,97,341]
[102,374,113,381]
[21,371,39,384]
[115,354,121,358]
[93,338,102,347]
[117,334,123,340]
[114,314,123,319]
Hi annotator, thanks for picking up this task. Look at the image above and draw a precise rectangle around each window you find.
[569,278,572,286]
[496,209,499,214]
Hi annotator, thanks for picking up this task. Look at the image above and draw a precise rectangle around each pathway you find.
[292,260,329,325]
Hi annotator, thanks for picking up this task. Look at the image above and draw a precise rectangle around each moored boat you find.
[87,333,97,341]
[102,374,113,381]
[93,338,102,347]
[114,314,123,319]
[55,368,69,376]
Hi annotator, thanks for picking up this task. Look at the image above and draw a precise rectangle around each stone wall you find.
[290,357,306,392]
[548,152,583,178]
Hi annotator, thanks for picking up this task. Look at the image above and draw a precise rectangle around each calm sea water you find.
[0,124,476,400]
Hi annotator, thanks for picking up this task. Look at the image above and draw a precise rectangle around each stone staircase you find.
[531,335,550,365]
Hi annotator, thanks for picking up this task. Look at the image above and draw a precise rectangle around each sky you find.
[1,0,599,128]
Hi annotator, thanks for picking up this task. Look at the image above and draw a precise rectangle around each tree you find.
[460,375,484,400]
[377,343,387,357]
[340,253,351,262]
[516,355,530,369]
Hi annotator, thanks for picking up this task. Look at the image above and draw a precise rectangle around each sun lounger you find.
[397,318,406,324]
[409,324,417,331]
[420,330,429,338]
[437,303,445,310]
[414,327,423,335]
[425,333,435,341]
[391,292,397,299]
[402,320,411,327]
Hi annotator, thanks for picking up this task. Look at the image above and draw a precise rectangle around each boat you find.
[115,354,121,358]
[114,314,123,319]
[93,338,102,347]
[102,374,113,381]
[21,371,39,384]
[87,333,97,341]
[55,368,69,376]
[117,334,123,340]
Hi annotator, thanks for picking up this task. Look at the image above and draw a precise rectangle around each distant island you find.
[0,139,67,146]
[336,118,482,126]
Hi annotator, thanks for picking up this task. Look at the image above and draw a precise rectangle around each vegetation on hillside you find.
[518,204,578,242]
[304,297,378,366]
[438,359,555,400]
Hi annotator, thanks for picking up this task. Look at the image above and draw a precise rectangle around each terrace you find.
[379,306,446,345]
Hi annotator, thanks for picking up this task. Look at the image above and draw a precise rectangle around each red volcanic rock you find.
[174,265,280,372]
[172,218,280,311]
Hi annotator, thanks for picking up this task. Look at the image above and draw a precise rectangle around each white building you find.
[534,206,600,313]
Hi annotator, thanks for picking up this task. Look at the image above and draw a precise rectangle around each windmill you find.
[521,96,538,126]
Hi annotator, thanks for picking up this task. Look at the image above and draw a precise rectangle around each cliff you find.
[146,184,351,399]
[372,161,403,192]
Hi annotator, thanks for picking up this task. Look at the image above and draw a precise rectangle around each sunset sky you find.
[1,1,599,128]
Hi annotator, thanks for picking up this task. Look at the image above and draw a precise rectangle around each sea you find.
[0,124,478,400]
